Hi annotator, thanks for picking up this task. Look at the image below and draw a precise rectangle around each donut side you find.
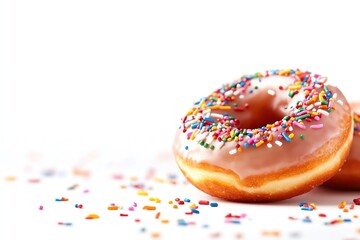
[175,114,353,202]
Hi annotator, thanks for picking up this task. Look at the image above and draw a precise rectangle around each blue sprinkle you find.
[247,133,253,137]
[185,146,189,150]
[231,220,241,224]
[249,90,253,94]
[301,207,313,211]
[206,102,214,107]
[240,82,245,87]
[281,132,291,142]
[298,202,307,207]
[202,224,209,228]
[252,143,256,148]
[281,124,287,129]
[210,202,218,207]
[302,218,312,223]
[290,69,296,74]
[204,117,214,123]
[244,143,249,148]
[191,123,199,129]
[184,198,190,203]
[191,208,200,214]
[55,198,62,201]
[343,219,352,222]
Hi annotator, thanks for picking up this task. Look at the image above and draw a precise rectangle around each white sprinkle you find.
[195,132,209,142]
[275,141,283,147]
[267,89,276,96]
[314,102,321,106]
[225,90,233,97]
[337,100,344,105]
[185,119,197,127]
[229,149,237,155]
[333,93,337,99]
[317,109,329,116]
[218,141,225,149]
[233,90,240,96]
[202,109,211,115]
[210,113,224,118]
[239,95,245,99]
[267,143,272,148]
[306,104,314,110]
[289,126,293,131]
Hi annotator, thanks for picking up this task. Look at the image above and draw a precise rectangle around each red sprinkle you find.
[120,213,128,217]
[318,213,327,218]
[353,198,360,205]
[199,200,209,205]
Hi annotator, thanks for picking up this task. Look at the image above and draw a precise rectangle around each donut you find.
[173,69,353,202]
[325,102,360,190]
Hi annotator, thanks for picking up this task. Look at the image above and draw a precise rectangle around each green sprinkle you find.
[210,145,215,150]
[211,97,218,101]
[204,143,209,148]
[328,108,332,112]
[254,86,258,90]
[288,91,296,98]
[321,100,329,105]
[300,134,305,139]
[230,83,237,89]
[200,140,205,146]
[283,116,290,121]
[295,114,311,121]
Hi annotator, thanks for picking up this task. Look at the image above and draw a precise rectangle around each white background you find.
[1,0,360,166]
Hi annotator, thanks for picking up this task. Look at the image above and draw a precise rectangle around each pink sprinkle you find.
[128,207,134,211]
[83,189,89,193]
[293,121,306,129]
[296,110,308,116]
[314,116,320,121]
[39,205,43,210]
[133,202,138,207]
[310,124,323,129]
[303,86,314,91]
[328,101,333,108]
[111,203,115,206]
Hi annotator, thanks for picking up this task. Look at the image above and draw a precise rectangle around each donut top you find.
[173,69,352,178]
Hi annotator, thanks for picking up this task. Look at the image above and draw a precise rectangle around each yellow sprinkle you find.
[4,176,16,181]
[161,219,169,224]
[234,137,239,142]
[190,130,197,140]
[288,133,294,139]
[149,197,155,201]
[156,199,161,203]
[186,109,194,116]
[137,190,149,196]
[279,69,290,76]
[208,106,219,110]
[289,85,302,90]
[309,203,317,210]
[189,203,196,209]
[255,140,264,147]
[168,200,173,204]
[143,206,156,210]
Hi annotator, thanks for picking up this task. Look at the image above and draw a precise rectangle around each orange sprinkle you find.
[107,206,119,210]
[255,140,264,147]
[155,212,161,219]
[151,232,161,238]
[143,206,156,210]
[338,201,346,209]
[85,214,99,219]
[173,205,178,209]
[309,203,317,210]
[218,106,231,110]
[168,200,173,204]
[343,208,349,212]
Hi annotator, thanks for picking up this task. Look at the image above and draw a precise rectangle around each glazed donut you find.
[173,69,353,202]
[325,102,360,190]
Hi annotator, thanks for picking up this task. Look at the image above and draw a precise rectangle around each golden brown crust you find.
[175,114,353,202]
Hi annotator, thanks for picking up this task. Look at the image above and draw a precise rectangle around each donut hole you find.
[238,104,286,129]
[221,88,290,130]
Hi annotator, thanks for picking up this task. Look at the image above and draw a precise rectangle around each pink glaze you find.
[173,72,352,179]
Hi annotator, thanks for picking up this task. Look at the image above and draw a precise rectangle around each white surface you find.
[1,1,360,239]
